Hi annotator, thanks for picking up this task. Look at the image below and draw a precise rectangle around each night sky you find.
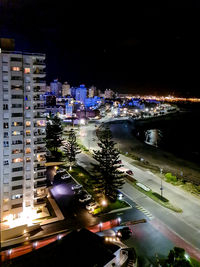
[1,2,200,96]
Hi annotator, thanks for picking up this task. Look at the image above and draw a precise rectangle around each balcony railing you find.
[33,61,45,66]
[34,166,46,171]
[34,181,46,188]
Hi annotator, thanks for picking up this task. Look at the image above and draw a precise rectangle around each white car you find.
[79,195,92,203]
[61,174,71,180]
[71,184,82,191]
[86,202,98,211]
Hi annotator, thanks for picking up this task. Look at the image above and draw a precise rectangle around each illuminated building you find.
[75,84,87,104]
[62,81,71,97]
[50,79,62,97]
[0,49,47,226]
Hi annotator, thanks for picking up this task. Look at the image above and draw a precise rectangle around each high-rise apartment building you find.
[75,84,87,104]
[0,50,47,225]
[62,81,71,97]
[50,79,62,97]
[88,85,96,98]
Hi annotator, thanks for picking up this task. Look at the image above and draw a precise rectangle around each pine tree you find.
[46,114,63,155]
[63,128,81,170]
[92,125,124,202]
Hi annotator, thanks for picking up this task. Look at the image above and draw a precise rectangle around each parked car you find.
[79,195,92,203]
[86,201,99,211]
[61,174,71,180]
[116,227,132,240]
[126,170,133,175]
[71,184,82,191]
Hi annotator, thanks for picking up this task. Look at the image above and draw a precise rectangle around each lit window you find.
[12,158,23,163]
[24,68,30,74]
[25,148,31,154]
[12,67,20,71]
[26,130,31,136]
[26,121,31,127]
[26,139,31,145]
[26,157,31,162]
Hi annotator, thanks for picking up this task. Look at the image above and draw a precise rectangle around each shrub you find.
[165,172,177,183]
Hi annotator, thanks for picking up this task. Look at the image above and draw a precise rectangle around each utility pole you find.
[160,168,163,198]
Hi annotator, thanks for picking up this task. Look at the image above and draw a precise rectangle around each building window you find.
[12,140,23,145]
[3,122,9,129]
[26,139,31,145]
[3,160,9,165]
[3,104,8,110]
[12,130,23,136]
[3,141,9,147]
[26,157,31,162]
[11,67,21,71]
[12,176,23,182]
[12,158,23,163]
[12,149,23,154]
[25,148,31,154]
[11,194,23,200]
[12,104,22,108]
[26,85,31,91]
[26,121,31,127]
[12,113,23,117]
[24,68,30,74]
[26,130,31,136]
[12,122,23,127]
[4,132,9,138]
[12,95,23,99]
[12,185,23,190]
[12,203,23,209]
[12,167,23,172]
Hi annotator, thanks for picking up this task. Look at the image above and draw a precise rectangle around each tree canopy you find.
[92,125,124,202]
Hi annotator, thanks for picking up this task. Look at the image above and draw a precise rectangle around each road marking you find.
[135,204,154,220]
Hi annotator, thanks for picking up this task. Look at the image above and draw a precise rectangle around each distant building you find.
[75,84,87,104]
[104,89,114,99]
[62,81,70,97]
[88,85,97,98]
[85,96,102,107]
[44,94,56,107]
[70,87,77,99]
[50,79,62,97]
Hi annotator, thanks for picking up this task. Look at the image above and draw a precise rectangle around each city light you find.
[101,200,107,206]
[80,118,85,125]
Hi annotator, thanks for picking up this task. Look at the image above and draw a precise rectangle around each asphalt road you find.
[49,176,174,266]
[77,120,200,260]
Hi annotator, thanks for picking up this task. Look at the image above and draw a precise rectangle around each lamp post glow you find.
[101,200,107,207]
[99,222,103,232]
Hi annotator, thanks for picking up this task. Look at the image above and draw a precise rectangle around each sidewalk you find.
[40,190,64,226]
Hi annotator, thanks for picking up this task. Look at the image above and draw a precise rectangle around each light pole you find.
[160,168,163,198]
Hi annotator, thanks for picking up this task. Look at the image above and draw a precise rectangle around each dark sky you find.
[1,2,200,96]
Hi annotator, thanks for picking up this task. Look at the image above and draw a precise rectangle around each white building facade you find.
[0,51,47,225]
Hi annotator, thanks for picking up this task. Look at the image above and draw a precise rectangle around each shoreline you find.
[106,120,200,186]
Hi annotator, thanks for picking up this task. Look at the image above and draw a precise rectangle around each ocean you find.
[134,103,200,164]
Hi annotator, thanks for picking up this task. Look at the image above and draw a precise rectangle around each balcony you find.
[34,114,46,119]
[33,60,45,66]
[34,198,46,206]
[34,140,45,145]
[34,166,46,171]
[34,192,46,199]
[33,97,44,102]
[34,148,46,153]
[34,105,45,110]
[33,86,46,93]
[34,132,46,137]
[34,181,46,189]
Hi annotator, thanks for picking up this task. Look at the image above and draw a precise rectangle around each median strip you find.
[126,177,182,213]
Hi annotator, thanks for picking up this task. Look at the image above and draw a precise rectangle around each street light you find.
[160,168,163,198]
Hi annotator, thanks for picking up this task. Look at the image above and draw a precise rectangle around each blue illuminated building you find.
[75,84,87,104]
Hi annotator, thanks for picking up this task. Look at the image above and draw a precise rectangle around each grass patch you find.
[190,257,200,267]
[68,166,93,195]
[152,192,169,202]
[128,179,182,213]
[69,166,130,214]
